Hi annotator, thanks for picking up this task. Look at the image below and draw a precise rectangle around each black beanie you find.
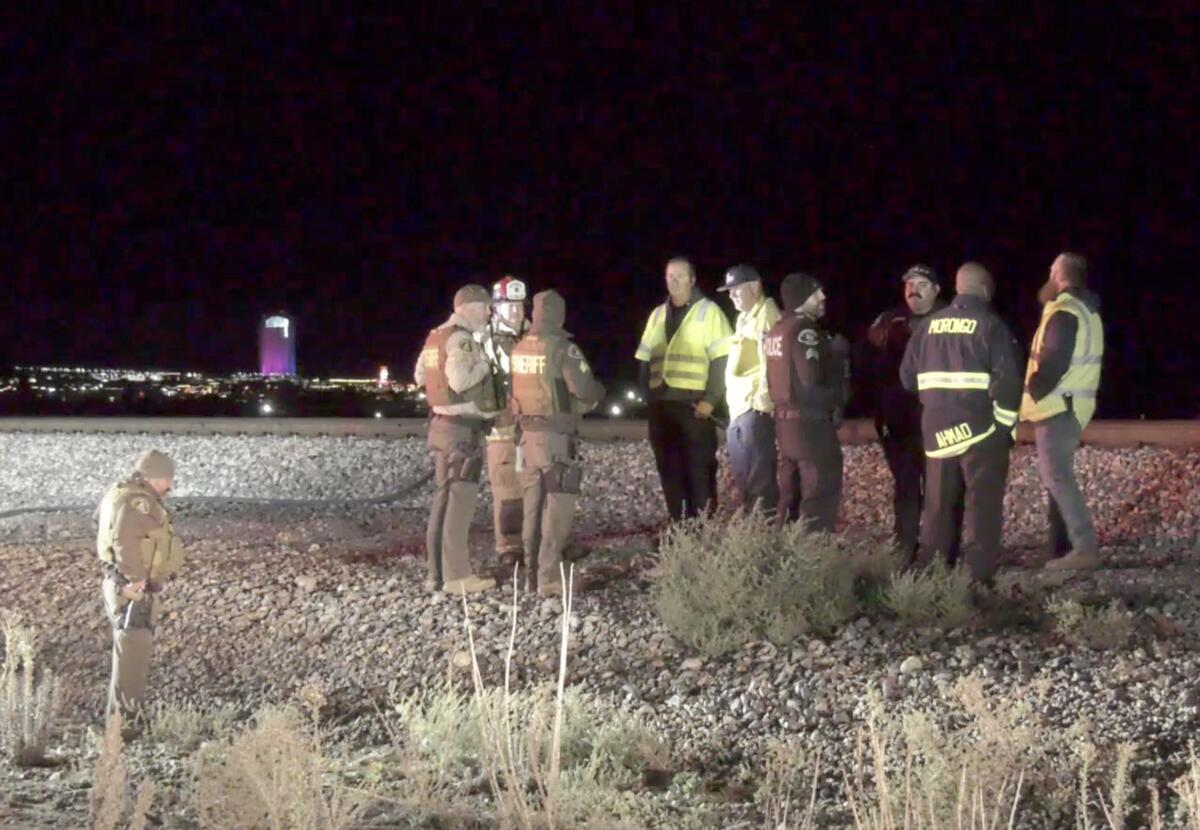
[780,272,821,311]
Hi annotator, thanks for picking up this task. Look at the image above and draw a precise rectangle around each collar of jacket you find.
[665,286,704,310]
[951,294,990,311]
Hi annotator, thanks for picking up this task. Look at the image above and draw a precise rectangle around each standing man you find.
[634,257,733,523]
[483,276,530,570]
[510,290,606,596]
[1020,252,1104,571]
[764,273,845,532]
[861,264,950,558]
[719,264,781,514]
[900,262,1022,583]
[96,449,185,722]
[414,284,501,595]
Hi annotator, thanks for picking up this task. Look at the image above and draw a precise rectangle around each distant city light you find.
[260,402,274,415]
[609,404,623,417]
[625,389,637,401]
[374,411,382,418]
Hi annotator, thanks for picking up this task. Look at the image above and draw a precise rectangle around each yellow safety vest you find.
[1019,292,1103,428]
[725,297,780,419]
[635,297,732,392]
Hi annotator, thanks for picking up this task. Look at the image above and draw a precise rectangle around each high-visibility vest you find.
[634,297,732,392]
[726,297,780,419]
[1019,292,1104,428]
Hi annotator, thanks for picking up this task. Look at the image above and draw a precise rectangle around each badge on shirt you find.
[798,329,819,346]
[131,497,151,514]
[805,348,819,360]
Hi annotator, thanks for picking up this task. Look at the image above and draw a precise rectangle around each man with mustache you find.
[1019,253,1104,571]
[862,264,959,560]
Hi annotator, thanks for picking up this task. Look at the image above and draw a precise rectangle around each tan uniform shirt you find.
[413,313,498,419]
[96,479,169,582]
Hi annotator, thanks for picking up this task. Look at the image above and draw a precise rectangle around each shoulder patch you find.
[131,497,151,515]
[798,329,819,346]
[567,344,584,360]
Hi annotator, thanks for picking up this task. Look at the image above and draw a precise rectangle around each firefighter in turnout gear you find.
[1020,252,1104,571]
[484,276,530,569]
[764,273,848,532]
[510,290,606,596]
[900,262,1023,582]
[719,264,781,514]
[860,264,960,559]
[95,449,185,721]
[413,284,502,595]
[634,257,733,523]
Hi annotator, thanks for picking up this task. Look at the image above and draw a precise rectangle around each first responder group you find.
[412,251,1104,594]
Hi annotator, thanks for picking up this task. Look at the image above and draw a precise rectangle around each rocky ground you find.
[2,431,1200,828]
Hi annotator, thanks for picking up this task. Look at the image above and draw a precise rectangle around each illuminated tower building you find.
[259,313,297,376]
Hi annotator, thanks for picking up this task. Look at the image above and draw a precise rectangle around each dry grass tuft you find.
[1,609,63,767]
[1049,598,1136,651]
[89,712,153,830]
[883,562,975,629]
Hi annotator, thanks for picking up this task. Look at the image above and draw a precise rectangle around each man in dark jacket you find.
[900,262,1022,582]
[860,264,954,558]
[764,272,847,532]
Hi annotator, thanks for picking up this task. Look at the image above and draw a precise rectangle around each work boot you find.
[442,575,497,595]
[1043,549,1100,572]
[537,582,563,597]
[497,550,521,569]
[423,577,440,593]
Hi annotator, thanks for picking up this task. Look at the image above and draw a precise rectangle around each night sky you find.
[2,5,1197,417]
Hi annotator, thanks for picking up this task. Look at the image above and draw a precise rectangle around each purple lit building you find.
[259,313,297,376]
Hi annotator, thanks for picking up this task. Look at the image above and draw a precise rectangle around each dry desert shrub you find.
[461,569,671,829]
[190,691,370,830]
[650,511,865,656]
[755,741,820,830]
[1,609,62,767]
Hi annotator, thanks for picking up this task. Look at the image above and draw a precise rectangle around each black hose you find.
[0,469,434,521]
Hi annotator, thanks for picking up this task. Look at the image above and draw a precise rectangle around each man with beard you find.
[764,273,845,532]
[1019,253,1104,571]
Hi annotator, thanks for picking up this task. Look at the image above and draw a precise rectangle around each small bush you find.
[190,698,370,830]
[1,610,62,767]
[882,562,974,629]
[148,700,237,752]
[1049,598,1136,651]
[650,511,866,656]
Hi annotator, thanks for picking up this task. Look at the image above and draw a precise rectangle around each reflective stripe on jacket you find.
[634,296,732,392]
[1019,291,1103,428]
[899,294,1023,458]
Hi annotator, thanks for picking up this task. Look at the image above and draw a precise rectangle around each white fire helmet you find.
[492,276,527,303]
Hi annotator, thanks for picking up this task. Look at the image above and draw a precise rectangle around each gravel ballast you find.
[2,430,1200,827]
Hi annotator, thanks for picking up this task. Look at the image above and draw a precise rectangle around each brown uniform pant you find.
[426,416,486,586]
[519,431,582,591]
[486,435,524,555]
[102,577,159,718]
[775,416,843,533]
